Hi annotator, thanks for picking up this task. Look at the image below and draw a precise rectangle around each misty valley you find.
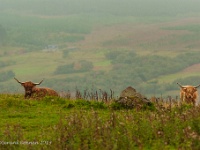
[1,0,200,149]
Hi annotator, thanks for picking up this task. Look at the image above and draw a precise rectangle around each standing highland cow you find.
[177,82,200,106]
[14,78,59,99]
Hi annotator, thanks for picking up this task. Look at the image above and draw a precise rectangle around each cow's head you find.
[14,78,44,98]
[177,82,200,100]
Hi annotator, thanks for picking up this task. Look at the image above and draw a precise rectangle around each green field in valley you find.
[1,0,200,97]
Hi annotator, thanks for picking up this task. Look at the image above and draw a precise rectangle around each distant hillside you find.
[0,0,200,97]
[1,0,200,16]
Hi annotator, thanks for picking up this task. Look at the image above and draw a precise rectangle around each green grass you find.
[0,94,200,149]
[156,72,200,84]
[93,60,111,67]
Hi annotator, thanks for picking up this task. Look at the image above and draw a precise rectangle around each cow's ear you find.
[193,88,197,92]
[21,83,25,86]
[182,87,187,92]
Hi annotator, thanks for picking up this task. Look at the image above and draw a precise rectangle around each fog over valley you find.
[0,0,200,97]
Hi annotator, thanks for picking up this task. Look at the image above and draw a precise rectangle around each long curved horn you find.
[34,79,44,85]
[177,82,183,88]
[14,78,25,84]
[195,84,200,88]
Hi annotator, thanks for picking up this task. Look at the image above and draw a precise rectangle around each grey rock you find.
[115,86,151,108]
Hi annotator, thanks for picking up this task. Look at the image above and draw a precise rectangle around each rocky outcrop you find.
[115,86,151,109]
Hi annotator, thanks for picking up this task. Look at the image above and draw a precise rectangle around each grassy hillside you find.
[0,94,200,149]
[0,0,200,97]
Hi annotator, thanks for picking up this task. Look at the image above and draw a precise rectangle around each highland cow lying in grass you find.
[14,78,59,99]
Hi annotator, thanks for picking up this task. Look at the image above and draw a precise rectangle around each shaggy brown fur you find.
[177,83,200,106]
[14,78,59,99]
